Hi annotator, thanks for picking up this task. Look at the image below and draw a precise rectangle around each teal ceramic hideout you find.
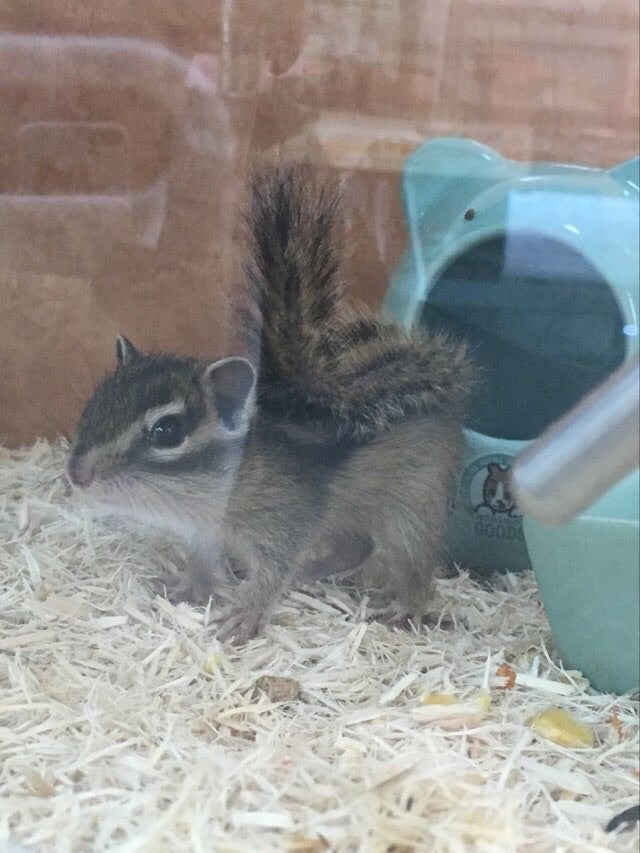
[385,137,640,572]
[524,471,639,695]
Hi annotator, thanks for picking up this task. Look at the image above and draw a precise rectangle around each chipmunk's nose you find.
[66,456,94,488]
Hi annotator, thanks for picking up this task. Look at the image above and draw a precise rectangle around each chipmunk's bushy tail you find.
[243,167,473,440]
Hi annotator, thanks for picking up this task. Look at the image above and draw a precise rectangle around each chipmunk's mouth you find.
[66,470,144,519]
[66,458,94,489]
[65,455,127,507]
[66,450,125,495]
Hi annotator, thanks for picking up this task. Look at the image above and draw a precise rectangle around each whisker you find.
[42,473,67,486]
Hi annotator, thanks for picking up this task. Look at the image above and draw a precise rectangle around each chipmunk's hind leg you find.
[301,530,374,581]
[367,532,443,629]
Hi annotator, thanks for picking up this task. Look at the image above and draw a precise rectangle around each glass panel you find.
[423,233,626,440]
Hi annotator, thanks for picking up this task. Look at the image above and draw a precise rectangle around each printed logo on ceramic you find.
[460,454,524,543]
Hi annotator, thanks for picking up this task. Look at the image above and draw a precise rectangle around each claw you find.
[154,571,213,607]
[215,604,263,645]
[369,605,419,632]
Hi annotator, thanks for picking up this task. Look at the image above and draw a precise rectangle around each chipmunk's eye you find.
[149,414,186,448]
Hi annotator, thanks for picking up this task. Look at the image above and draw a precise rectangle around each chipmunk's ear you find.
[203,357,257,431]
[116,335,142,367]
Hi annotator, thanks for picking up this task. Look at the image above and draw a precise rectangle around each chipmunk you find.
[66,167,473,643]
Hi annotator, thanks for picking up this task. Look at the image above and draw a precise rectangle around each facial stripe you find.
[74,419,144,471]
[73,468,233,540]
[74,354,206,450]
[142,437,246,476]
[144,400,187,429]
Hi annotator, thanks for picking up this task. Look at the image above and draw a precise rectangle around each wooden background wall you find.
[0,0,638,445]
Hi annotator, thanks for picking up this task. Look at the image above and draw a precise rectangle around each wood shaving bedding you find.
[0,441,638,852]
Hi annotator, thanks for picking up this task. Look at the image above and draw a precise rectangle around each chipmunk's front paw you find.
[368,604,419,632]
[215,604,264,645]
[153,570,213,607]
